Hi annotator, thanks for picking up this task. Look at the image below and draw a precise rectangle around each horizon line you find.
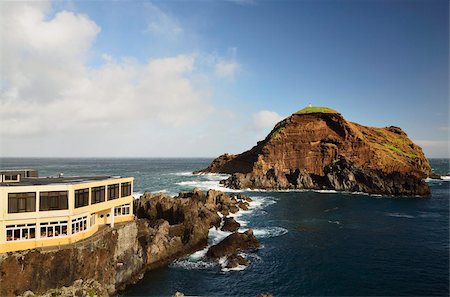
[0,156,448,159]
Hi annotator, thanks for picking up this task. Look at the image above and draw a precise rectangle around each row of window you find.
[7,182,132,213]
[5,216,89,241]
[75,182,132,208]
[5,223,36,241]
[114,204,131,216]
[8,192,68,213]
[40,220,68,238]
[5,204,130,242]
[2,174,19,182]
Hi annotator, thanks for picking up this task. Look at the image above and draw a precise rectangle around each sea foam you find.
[252,227,288,239]
[385,212,415,219]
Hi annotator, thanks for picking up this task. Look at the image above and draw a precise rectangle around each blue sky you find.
[0,0,448,157]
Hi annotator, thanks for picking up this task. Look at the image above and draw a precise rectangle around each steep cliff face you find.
[197,107,432,196]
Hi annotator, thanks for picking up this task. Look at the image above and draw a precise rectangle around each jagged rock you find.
[429,172,442,180]
[196,106,431,196]
[229,204,240,214]
[221,217,241,232]
[206,229,260,259]
[135,191,221,244]
[238,201,250,210]
[225,254,249,268]
[237,194,253,202]
[220,207,230,217]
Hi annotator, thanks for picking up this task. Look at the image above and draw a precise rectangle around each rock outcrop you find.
[196,106,432,196]
[221,217,241,232]
[0,189,253,297]
[206,229,260,259]
[225,254,249,269]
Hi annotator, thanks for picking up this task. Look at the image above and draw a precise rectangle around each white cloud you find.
[253,110,284,129]
[214,61,241,79]
[143,2,183,38]
[0,1,211,140]
[101,53,113,63]
[0,1,250,157]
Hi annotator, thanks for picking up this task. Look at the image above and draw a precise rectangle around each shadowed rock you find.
[221,217,241,232]
[225,254,249,269]
[206,229,260,259]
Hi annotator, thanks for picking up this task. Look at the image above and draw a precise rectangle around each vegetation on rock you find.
[295,106,338,114]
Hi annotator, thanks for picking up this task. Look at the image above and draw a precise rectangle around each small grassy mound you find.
[295,106,338,114]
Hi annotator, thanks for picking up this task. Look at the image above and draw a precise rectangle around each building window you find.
[4,174,19,182]
[71,216,88,234]
[108,184,119,200]
[8,192,36,213]
[75,188,89,208]
[6,223,36,241]
[91,186,105,204]
[40,191,68,211]
[40,221,68,238]
[121,182,132,197]
[114,203,131,216]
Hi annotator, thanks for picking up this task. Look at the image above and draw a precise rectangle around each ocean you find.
[1,158,448,296]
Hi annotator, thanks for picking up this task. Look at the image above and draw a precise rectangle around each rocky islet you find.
[196,107,432,196]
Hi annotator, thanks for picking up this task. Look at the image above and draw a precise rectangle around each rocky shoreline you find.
[0,189,259,296]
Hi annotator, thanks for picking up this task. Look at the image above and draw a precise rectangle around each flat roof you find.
[0,175,129,187]
[0,169,36,172]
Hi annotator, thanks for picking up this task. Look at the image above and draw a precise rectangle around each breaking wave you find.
[132,191,143,199]
[385,212,415,219]
[170,258,216,270]
[252,227,288,239]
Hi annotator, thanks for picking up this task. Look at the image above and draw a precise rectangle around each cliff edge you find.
[195,106,431,196]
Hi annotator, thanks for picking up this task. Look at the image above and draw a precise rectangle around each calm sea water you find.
[0,158,448,296]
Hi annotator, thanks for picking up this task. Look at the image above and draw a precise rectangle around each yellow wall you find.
[0,177,134,253]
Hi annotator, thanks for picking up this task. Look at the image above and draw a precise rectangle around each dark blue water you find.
[1,158,448,296]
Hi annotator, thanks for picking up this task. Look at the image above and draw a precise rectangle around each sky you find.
[0,0,448,158]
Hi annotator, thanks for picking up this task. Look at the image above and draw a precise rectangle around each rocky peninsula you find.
[0,189,259,296]
[195,106,432,196]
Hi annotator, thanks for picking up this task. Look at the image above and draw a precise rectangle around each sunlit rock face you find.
[197,107,431,196]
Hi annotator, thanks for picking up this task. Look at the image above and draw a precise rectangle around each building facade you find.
[0,169,134,253]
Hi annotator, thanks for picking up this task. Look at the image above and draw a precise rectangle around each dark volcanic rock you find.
[225,254,249,269]
[221,217,241,232]
[238,201,250,210]
[206,229,260,259]
[429,172,442,180]
[229,204,240,214]
[196,107,432,196]
[134,191,221,245]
